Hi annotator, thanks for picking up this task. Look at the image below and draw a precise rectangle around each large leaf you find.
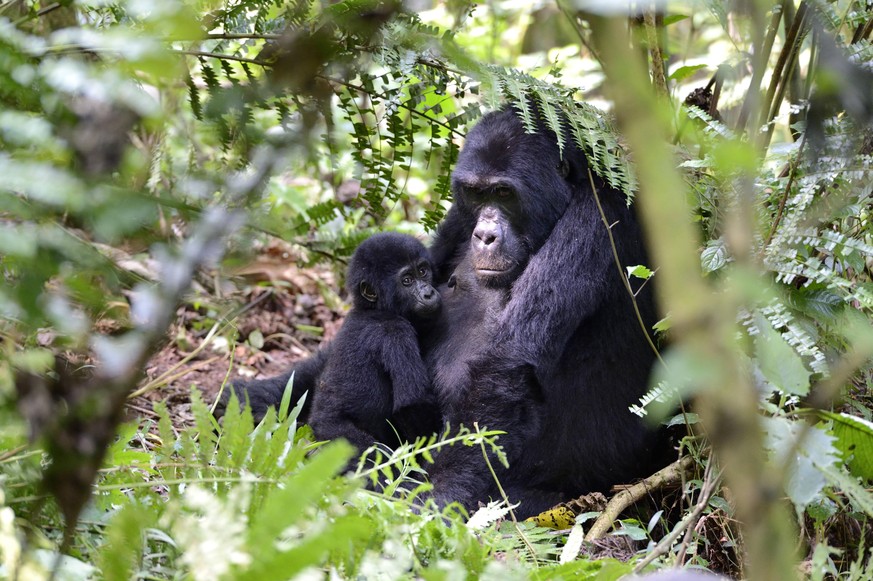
[764,417,841,510]
[819,411,873,480]
[754,314,811,395]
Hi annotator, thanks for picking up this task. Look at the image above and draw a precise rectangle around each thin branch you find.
[589,169,665,366]
[632,459,719,572]
[644,10,668,98]
[205,33,282,40]
[763,135,806,248]
[585,455,695,542]
[757,1,809,149]
[175,49,466,139]
[177,49,266,65]
[736,3,785,132]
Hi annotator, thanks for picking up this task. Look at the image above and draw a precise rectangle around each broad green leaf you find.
[625,264,653,279]
[817,462,873,516]
[701,239,728,273]
[669,64,707,82]
[754,314,811,395]
[819,411,873,480]
[790,287,844,321]
[764,417,840,510]
[664,14,690,25]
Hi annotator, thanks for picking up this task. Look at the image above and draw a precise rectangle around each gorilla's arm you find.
[429,205,474,284]
[213,346,330,422]
[383,328,441,439]
[383,329,433,411]
[495,190,617,373]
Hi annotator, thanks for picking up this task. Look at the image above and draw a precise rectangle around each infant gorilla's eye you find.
[401,275,413,286]
[494,186,512,198]
[418,264,428,276]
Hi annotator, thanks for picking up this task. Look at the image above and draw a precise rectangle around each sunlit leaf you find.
[820,411,873,480]
[754,314,811,395]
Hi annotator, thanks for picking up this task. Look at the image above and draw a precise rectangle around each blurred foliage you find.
[2,0,873,579]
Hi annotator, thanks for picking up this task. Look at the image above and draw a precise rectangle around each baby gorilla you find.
[308,232,442,458]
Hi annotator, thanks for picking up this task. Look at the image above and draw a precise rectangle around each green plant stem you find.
[589,14,796,581]
[475,422,538,565]
[757,1,809,149]
[737,3,785,133]
[588,169,665,367]
[643,10,668,98]
[763,136,806,249]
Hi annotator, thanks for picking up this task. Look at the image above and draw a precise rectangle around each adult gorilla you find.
[421,108,668,516]
[216,105,668,517]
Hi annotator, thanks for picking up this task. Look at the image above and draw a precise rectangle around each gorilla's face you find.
[450,110,575,288]
[348,232,442,320]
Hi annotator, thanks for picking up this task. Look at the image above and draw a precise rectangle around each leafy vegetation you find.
[2,0,873,579]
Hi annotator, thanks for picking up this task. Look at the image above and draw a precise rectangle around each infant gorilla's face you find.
[396,258,441,319]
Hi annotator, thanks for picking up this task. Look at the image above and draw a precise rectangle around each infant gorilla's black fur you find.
[308,232,441,456]
[216,105,670,518]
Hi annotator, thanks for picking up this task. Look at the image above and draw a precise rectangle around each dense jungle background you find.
[2,0,873,579]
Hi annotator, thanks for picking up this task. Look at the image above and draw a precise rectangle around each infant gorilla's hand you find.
[392,391,441,441]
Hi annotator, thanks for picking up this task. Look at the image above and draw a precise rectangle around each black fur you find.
[421,257,508,420]
[423,107,669,518]
[307,232,441,456]
[214,106,669,518]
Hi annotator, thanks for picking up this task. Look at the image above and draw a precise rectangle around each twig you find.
[589,169,665,367]
[644,10,668,98]
[757,1,809,150]
[675,459,716,565]
[763,135,806,248]
[205,33,281,40]
[632,459,720,572]
[736,3,785,132]
[130,356,221,399]
[586,455,694,541]
[0,445,27,463]
[128,323,222,399]
[174,50,465,138]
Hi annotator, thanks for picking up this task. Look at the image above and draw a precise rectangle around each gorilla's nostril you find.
[474,224,499,245]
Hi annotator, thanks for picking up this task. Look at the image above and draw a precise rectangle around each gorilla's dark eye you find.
[494,186,512,198]
[401,275,413,286]
[418,264,429,276]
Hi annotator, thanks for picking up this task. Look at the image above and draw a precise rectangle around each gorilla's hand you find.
[392,391,441,442]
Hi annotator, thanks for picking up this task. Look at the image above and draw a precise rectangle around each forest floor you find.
[129,239,344,428]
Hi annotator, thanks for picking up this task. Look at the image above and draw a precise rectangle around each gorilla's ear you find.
[447,274,457,289]
[359,281,378,303]
[559,158,570,180]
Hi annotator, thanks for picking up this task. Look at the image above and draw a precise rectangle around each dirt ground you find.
[129,241,345,427]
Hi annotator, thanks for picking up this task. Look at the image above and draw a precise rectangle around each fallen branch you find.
[585,455,695,541]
